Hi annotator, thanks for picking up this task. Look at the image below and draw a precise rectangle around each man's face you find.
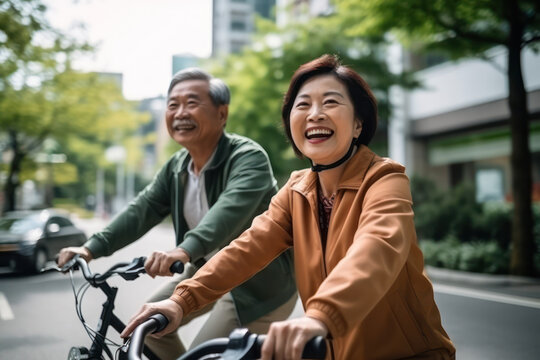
[166,79,227,152]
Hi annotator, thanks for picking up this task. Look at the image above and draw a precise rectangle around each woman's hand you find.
[144,248,190,278]
[120,299,184,338]
[260,316,328,360]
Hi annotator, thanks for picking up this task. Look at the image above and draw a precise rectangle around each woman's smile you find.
[305,126,334,143]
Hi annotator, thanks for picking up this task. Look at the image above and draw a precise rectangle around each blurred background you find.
[1,0,539,274]
[1,1,540,358]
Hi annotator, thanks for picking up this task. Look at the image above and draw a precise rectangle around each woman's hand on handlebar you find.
[120,298,183,339]
[144,248,189,278]
[261,316,328,360]
[56,246,94,267]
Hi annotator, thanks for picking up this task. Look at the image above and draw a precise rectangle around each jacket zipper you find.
[174,172,180,244]
[321,191,340,360]
[312,190,336,360]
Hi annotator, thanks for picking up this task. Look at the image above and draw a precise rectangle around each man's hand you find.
[144,248,190,278]
[120,299,184,339]
[260,316,328,360]
[56,246,93,267]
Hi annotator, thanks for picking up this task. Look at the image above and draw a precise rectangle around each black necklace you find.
[311,138,358,172]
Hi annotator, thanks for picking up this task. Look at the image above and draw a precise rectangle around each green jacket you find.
[85,132,296,324]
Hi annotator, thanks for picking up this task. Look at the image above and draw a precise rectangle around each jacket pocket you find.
[387,295,429,354]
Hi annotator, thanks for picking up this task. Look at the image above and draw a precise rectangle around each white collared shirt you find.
[183,150,217,230]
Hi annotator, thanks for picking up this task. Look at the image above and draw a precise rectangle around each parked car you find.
[0,209,87,273]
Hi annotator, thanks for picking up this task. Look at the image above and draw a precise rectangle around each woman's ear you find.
[354,118,363,138]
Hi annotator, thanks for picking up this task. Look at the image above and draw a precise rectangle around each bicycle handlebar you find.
[121,313,327,360]
[122,314,168,360]
[43,254,184,286]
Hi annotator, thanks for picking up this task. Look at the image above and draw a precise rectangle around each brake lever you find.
[117,256,147,281]
[40,264,63,273]
[41,254,80,273]
[61,254,81,272]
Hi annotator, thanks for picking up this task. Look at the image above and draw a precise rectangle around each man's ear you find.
[219,105,228,128]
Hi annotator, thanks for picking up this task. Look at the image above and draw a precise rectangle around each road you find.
[1,218,539,359]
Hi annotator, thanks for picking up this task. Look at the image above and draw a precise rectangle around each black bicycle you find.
[119,313,327,360]
[42,254,184,360]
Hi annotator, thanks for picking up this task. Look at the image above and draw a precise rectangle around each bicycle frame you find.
[44,255,183,360]
[83,277,159,360]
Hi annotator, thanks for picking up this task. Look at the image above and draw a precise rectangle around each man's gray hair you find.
[167,68,230,106]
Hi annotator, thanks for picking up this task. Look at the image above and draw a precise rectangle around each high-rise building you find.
[212,0,276,57]
[276,0,332,26]
[171,54,200,76]
[95,72,123,92]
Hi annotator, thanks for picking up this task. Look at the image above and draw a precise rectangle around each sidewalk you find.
[426,265,540,300]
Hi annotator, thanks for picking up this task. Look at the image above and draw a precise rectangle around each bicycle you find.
[42,254,184,360]
[119,313,327,360]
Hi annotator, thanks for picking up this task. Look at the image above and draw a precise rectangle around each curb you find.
[426,265,540,287]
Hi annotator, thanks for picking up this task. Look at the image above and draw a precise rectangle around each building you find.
[212,0,276,57]
[172,54,200,76]
[137,96,168,179]
[389,46,540,202]
[95,71,123,91]
[276,0,332,26]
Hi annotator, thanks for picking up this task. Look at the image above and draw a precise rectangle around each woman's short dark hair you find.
[281,54,378,158]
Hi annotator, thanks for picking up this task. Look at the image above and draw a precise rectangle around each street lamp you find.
[105,145,127,215]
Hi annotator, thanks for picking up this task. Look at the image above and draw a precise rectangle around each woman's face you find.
[290,74,362,165]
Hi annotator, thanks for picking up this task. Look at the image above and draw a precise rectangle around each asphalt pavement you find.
[426,265,540,301]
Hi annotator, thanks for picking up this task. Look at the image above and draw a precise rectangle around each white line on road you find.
[434,283,540,309]
[0,292,14,320]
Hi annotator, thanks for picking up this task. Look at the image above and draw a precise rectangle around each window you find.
[231,20,246,31]
[50,216,73,228]
[475,168,504,203]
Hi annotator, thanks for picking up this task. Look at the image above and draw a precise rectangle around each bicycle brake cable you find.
[69,269,123,359]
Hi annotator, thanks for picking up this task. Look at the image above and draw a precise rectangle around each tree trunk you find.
[507,1,536,276]
[2,131,24,214]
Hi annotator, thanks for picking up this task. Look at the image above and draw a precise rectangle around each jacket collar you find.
[175,132,231,174]
[291,145,376,196]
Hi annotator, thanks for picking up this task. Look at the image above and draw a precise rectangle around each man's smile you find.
[172,120,196,131]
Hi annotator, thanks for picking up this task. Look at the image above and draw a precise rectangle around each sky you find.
[44,0,213,100]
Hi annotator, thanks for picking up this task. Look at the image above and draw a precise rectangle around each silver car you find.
[0,209,87,273]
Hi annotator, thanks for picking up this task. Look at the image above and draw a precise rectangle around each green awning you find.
[428,125,540,166]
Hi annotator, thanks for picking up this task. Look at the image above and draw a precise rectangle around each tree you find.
[0,0,149,213]
[337,0,539,275]
[206,14,417,183]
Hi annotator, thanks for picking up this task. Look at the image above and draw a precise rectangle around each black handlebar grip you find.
[149,313,169,333]
[169,261,184,274]
[256,335,326,359]
[301,336,327,359]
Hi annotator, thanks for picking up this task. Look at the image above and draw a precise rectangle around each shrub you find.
[458,241,509,274]
[420,237,461,270]
[411,176,539,275]
[419,238,510,274]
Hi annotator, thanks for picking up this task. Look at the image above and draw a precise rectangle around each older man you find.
[57,68,297,360]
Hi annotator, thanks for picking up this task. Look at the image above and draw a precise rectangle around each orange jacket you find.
[172,146,455,359]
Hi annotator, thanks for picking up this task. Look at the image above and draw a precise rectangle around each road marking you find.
[434,283,540,309]
[0,292,14,320]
